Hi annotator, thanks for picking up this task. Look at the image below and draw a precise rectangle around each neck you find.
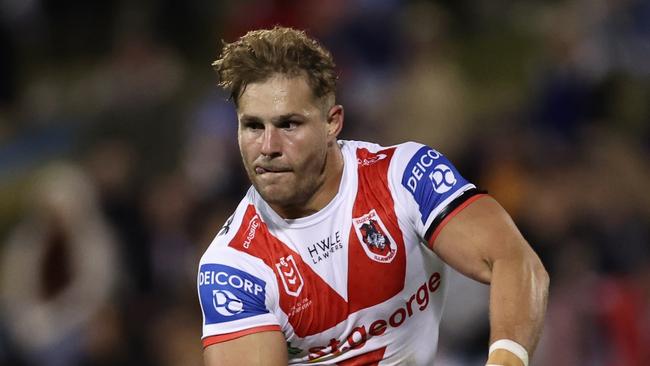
[271,143,344,219]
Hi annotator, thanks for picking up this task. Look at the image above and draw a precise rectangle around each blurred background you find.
[0,0,648,365]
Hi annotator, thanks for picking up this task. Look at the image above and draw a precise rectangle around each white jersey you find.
[197,140,485,365]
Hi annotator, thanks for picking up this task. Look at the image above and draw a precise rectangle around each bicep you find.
[432,196,531,284]
[204,330,287,366]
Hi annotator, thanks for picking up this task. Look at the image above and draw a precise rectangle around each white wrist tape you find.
[489,339,529,366]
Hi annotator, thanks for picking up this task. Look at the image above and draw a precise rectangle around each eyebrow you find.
[239,113,305,124]
[239,114,262,124]
[272,113,305,123]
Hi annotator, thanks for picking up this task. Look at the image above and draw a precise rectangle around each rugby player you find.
[197,26,548,366]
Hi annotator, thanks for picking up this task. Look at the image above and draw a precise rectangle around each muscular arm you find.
[432,196,549,364]
[203,331,287,366]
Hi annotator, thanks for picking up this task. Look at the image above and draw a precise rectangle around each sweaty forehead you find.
[237,74,319,118]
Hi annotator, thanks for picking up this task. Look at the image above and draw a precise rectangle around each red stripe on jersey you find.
[427,193,487,248]
[348,148,406,313]
[229,205,348,338]
[336,346,386,365]
[201,325,282,347]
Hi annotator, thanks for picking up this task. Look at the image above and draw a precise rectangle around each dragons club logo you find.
[353,209,397,263]
[275,255,304,297]
[212,289,244,316]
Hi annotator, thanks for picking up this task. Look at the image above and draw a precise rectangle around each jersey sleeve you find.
[389,142,486,247]
[197,244,281,348]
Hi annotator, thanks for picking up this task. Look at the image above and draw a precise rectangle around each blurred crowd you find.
[0,0,649,365]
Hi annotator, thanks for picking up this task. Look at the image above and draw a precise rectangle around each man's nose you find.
[260,126,282,157]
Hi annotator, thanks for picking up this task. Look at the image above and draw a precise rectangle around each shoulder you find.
[197,198,278,317]
[341,140,443,176]
[338,139,454,189]
[389,141,442,165]
[199,190,271,276]
[202,191,252,251]
[339,139,436,160]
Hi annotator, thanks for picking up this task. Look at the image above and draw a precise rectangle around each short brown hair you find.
[212,26,337,107]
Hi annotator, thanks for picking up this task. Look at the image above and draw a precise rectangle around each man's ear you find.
[326,105,344,138]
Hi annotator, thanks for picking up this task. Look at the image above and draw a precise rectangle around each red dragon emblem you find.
[353,209,397,263]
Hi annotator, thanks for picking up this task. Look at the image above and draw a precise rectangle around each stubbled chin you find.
[256,182,296,204]
[254,174,292,192]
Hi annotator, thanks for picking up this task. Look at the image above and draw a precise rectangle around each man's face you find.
[237,74,336,210]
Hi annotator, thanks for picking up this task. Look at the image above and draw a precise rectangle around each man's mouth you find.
[255,166,291,174]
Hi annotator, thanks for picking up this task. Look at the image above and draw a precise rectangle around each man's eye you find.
[281,121,299,130]
[246,122,264,130]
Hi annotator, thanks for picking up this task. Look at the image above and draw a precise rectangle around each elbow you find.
[540,265,550,289]
[531,253,550,299]
[517,242,550,300]
[515,242,550,293]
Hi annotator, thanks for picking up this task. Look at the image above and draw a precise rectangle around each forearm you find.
[488,247,549,364]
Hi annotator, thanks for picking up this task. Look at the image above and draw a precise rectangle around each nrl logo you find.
[275,255,304,297]
[353,209,397,263]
